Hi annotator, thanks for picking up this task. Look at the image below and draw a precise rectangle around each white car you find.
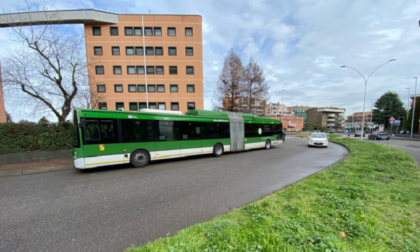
[308,133,329,148]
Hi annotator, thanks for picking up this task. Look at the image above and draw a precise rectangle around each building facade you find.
[290,106,311,127]
[222,96,266,116]
[0,61,5,122]
[305,107,346,128]
[85,14,203,113]
[0,10,203,115]
[344,112,374,130]
[268,114,304,131]
[265,102,287,116]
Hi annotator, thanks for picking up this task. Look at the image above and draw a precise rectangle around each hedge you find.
[0,122,73,154]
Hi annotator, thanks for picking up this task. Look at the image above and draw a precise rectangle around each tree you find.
[2,4,93,122]
[405,97,420,133]
[243,57,269,114]
[214,50,245,112]
[372,91,406,129]
[6,111,12,122]
[38,116,49,124]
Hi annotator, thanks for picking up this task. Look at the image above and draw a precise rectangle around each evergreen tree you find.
[372,91,406,129]
[405,97,420,133]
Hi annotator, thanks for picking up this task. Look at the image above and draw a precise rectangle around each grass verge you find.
[126,137,420,251]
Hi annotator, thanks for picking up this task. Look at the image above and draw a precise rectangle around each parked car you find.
[368,131,389,140]
[308,133,329,148]
[400,130,410,134]
[354,130,365,137]
[328,130,335,134]
[336,130,342,133]
[314,130,321,133]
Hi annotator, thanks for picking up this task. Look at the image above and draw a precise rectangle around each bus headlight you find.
[74,152,77,160]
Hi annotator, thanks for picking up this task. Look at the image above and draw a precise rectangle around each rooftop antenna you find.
[148,10,152,14]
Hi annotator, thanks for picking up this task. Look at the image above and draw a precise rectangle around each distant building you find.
[265,102,287,116]
[222,96,266,116]
[344,112,374,130]
[268,114,304,131]
[0,62,5,123]
[306,107,346,128]
[290,106,311,127]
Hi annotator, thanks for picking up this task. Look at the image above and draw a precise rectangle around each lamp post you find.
[411,77,417,138]
[281,89,285,115]
[340,59,396,141]
[406,87,410,129]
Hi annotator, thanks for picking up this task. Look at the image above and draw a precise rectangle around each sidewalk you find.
[0,159,73,177]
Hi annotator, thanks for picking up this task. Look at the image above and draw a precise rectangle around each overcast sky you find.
[1,0,420,122]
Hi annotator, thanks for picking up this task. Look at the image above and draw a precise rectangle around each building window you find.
[168,47,176,56]
[129,102,138,111]
[135,47,143,55]
[154,27,162,36]
[185,27,193,36]
[126,47,134,55]
[114,84,123,92]
[95,66,104,75]
[98,102,107,110]
[134,27,142,36]
[149,103,157,109]
[128,84,136,92]
[137,66,145,74]
[138,85,146,92]
[155,47,163,55]
[147,66,155,74]
[170,84,178,92]
[94,46,103,55]
[137,103,146,109]
[187,84,195,92]
[187,102,195,110]
[186,66,194,75]
[168,27,176,36]
[127,66,136,74]
[112,46,120,55]
[156,66,164,75]
[158,102,166,110]
[145,27,153,36]
[157,84,165,92]
[116,102,124,110]
[185,47,193,56]
[148,85,156,92]
[146,47,154,55]
[97,85,106,93]
[92,27,101,36]
[169,66,177,75]
[113,66,122,75]
[125,27,133,36]
[171,102,179,110]
[110,27,118,36]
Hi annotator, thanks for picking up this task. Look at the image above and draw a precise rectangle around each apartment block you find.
[0,10,203,115]
[306,107,346,128]
[86,13,203,112]
[290,106,311,126]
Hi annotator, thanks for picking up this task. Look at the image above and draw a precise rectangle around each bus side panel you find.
[83,144,126,168]
[123,142,156,162]
[203,138,230,152]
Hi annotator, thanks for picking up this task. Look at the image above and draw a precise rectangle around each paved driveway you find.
[0,137,348,252]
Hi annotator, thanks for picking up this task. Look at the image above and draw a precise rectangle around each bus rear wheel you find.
[213,144,224,157]
[131,150,150,168]
[265,140,271,149]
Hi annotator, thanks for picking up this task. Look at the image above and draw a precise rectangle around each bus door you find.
[82,118,123,168]
[178,121,205,157]
[154,120,181,160]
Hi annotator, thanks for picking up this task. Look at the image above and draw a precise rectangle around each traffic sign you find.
[389,116,395,123]
[393,120,400,126]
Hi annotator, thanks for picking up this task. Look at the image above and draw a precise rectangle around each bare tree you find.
[2,3,91,122]
[243,57,269,114]
[214,49,244,112]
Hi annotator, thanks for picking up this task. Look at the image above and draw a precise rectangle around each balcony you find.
[327,123,335,127]
[327,118,335,122]
[327,113,336,117]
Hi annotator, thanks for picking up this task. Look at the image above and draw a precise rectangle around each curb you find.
[0,165,73,177]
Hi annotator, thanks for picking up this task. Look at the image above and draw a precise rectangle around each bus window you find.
[157,121,176,141]
[84,120,100,143]
[122,119,154,143]
[100,119,118,143]
[179,121,201,140]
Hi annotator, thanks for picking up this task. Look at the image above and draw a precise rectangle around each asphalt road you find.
[367,138,420,165]
[0,137,348,252]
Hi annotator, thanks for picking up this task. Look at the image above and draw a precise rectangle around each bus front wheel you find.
[213,144,224,157]
[265,140,271,149]
[131,150,150,168]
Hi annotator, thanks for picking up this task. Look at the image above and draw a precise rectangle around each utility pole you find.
[411,77,417,138]
[406,87,410,129]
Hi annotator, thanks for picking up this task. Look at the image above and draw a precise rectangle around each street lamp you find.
[411,77,417,138]
[340,59,396,141]
[406,87,410,129]
[281,89,285,115]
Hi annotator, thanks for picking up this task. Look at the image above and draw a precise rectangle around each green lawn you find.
[126,137,420,252]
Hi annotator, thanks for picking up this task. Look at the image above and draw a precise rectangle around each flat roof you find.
[0,9,202,28]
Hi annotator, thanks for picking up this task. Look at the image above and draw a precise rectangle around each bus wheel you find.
[213,144,224,157]
[265,140,271,149]
[131,150,150,168]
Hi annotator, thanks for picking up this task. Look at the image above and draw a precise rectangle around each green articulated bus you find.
[72,108,284,169]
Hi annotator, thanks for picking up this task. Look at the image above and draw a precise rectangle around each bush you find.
[0,122,73,154]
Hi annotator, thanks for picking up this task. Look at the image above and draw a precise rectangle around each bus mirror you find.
[79,119,85,128]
